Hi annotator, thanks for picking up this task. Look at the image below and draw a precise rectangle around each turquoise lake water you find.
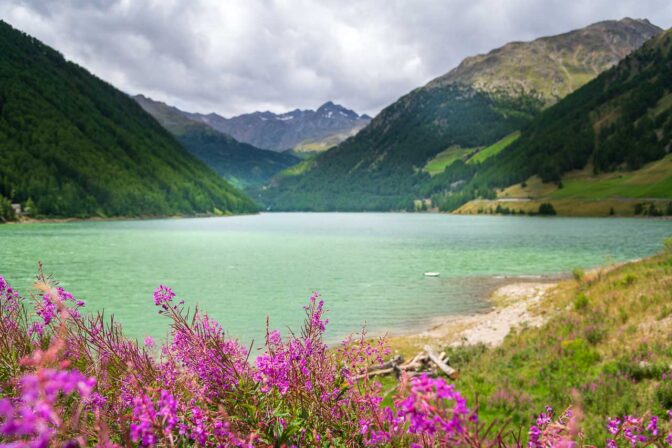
[0,213,670,346]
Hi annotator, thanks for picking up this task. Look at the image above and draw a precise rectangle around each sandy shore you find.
[389,280,558,355]
[426,282,555,345]
[388,258,643,356]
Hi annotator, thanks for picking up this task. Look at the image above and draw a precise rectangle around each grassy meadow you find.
[387,244,672,443]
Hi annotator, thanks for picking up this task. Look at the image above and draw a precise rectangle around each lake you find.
[0,213,670,347]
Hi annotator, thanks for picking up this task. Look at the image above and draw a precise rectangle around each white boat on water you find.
[424,272,440,277]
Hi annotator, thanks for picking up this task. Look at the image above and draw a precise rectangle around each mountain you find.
[262,18,662,211]
[0,21,256,220]
[183,101,372,152]
[443,28,672,216]
[134,95,299,188]
[427,18,662,106]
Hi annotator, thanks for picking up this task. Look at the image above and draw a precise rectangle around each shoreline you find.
[386,259,639,357]
[385,277,560,357]
[5,212,259,225]
[5,210,669,225]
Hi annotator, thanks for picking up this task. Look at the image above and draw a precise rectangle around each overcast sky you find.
[1,0,671,117]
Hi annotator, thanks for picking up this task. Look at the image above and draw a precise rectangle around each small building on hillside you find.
[11,203,22,216]
[413,198,433,211]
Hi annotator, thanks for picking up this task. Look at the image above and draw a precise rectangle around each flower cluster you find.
[3,273,672,447]
[0,367,95,446]
[605,413,671,447]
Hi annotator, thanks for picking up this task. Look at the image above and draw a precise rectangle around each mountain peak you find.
[316,101,359,119]
[318,100,336,109]
[427,17,662,105]
[178,102,371,151]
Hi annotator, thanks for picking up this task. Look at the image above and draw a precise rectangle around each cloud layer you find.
[1,0,671,116]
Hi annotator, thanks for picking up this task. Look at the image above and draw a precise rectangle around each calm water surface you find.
[0,213,670,345]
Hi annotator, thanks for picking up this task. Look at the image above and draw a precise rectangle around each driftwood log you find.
[356,346,458,380]
[424,345,459,380]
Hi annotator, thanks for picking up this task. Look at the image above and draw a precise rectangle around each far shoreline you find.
[4,209,670,226]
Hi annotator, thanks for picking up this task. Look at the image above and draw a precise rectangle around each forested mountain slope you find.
[0,21,256,219]
[135,95,299,188]
[440,28,672,214]
[262,18,661,211]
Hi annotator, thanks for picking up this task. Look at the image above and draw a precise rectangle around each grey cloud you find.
[0,0,670,116]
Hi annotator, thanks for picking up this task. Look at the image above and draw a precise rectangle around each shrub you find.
[621,273,637,287]
[664,236,672,253]
[538,203,557,216]
[657,381,672,409]
[572,268,585,282]
[0,196,16,222]
[574,293,589,311]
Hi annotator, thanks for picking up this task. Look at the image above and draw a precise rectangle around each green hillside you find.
[448,248,672,442]
[262,86,536,211]
[0,21,256,220]
[177,129,299,189]
[467,131,520,164]
[443,29,672,214]
[262,19,661,211]
[424,146,475,176]
[135,95,299,189]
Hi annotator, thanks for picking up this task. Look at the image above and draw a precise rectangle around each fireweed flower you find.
[130,394,157,446]
[153,285,175,307]
[8,275,672,447]
[648,415,659,436]
[144,336,155,348]
[0,368,95,446]
[608,417,621,435]
[36,286,85,325]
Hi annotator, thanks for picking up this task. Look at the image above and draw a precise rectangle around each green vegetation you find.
[262,85,537,211]
[0,195,15,222]
[437,249,672,442]
[275,158,317,179]
[262,19,661,212]
[134,95,299,189]
[290,131,352,155]
[425,146,474,176]
[175,129,299,189]
[438,29,672,213]
[551,156,672,200]
[467,131,519,164]
[0,22,256,218]
[537,202,557,215]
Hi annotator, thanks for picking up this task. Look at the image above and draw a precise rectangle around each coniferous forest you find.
[0,21,257,220]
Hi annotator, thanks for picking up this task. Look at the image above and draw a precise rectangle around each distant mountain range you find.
[183,102,371,152]
[262,18,663,211]
[134,95,299,188]
[0,21,256,220]
[1,16,667,220]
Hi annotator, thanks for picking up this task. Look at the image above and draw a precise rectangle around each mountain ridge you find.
[262,17,663,211]
[428,18,662,104]
[440,27,672,215]
[0,21,257,219]
[183,101,371,152]
[134,95,299,188]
